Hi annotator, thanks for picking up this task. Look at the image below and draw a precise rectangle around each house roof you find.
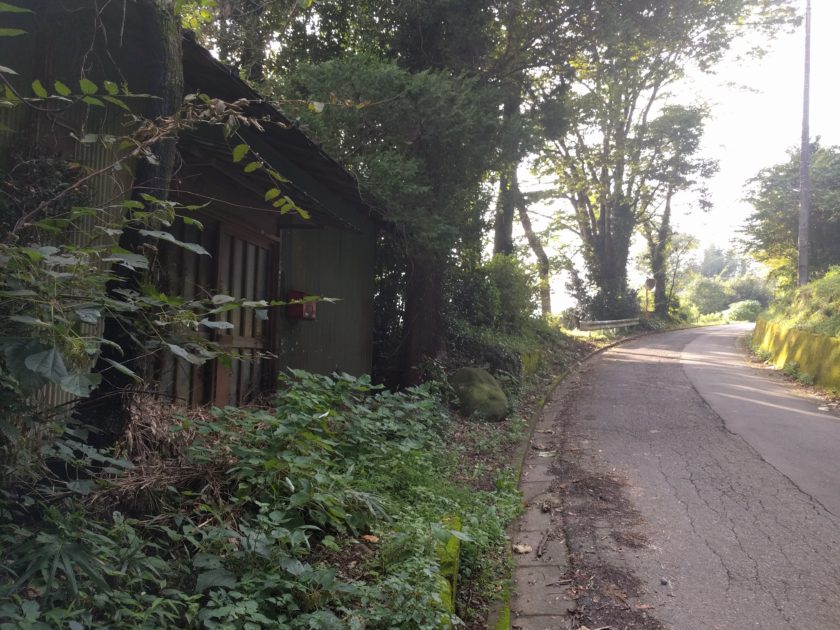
[179,34,386,230]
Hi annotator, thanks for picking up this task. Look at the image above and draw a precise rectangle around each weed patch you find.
[1,371,522,628]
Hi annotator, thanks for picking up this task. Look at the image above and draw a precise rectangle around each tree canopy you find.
[537,0,794,318]
[743,143,840,289]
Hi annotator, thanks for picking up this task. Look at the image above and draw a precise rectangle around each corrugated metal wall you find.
[281,223,377,376]
[1,3,137,413]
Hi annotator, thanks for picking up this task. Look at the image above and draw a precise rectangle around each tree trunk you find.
[493,87,522,255]
[399,250,444,386]
[78,0,184,448]
[516,178,551,315]
[494,168,516,255]
[582,199,636,319]
[652,192,673,317]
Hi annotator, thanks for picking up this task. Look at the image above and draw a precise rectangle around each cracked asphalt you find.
[535,324,840,630]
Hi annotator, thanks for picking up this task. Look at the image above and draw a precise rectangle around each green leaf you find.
[268,169,290,183]
[265,188,281,201]
[450,529,474,542]
[54,80,71,96]
[192,553,223,569]
[65,479,95,495]
[59,372,102,397]
[31,79,47,98]
[79,78,97,95]
[231,143,249,163]
[196,568,237,592]
[24,347,69,383]
[0,289,37,297]
[103,80,119,95]
[82,95,104,107]
[211,294,236,305]
[138,229,210,256]
[9,315,47,326]
[103,358,142,383]
[180,215,204,229]
[167,343,206,365]
[243,161,260,173]
[3,341,48,392]
[199,318,234,330]
[103,95,130,111]
[103,251,149,270]
[0,28,25,36]
[74,307,101,324]
[0,2,32,12]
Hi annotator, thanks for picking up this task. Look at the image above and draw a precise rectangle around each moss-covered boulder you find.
[450,367,509,422]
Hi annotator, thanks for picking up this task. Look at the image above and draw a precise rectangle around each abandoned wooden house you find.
[1,2,383,408]
[159,38,382,406]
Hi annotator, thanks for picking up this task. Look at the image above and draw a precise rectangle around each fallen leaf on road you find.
[635,604,655,610]
[360,535,379,543]
[512,543,533,554]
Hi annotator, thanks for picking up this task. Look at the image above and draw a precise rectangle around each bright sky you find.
[674,0,840,248]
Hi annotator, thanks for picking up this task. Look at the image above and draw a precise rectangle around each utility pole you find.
[798,0,812,286]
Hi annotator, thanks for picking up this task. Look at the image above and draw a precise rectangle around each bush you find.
[484,255,537,331]
[724,299,763,322]
[448,255,536,333]
[766,266,840,337]
[1,371,521,628]
[447,264,501,329]
[729,275,773,306]
[687,277,735,314]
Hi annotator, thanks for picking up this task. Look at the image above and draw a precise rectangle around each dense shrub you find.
[1,372,521,628]
[448,254,536,333]
[484,255,537,331]
[723,300,763,322]
[687,277,735,314]
[766,267,840,337]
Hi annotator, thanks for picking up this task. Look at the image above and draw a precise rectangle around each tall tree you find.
[638,105,717,316]
[180,0,305,81]
[489,1,581,259]
[743,143,840,288]
[281,2,502,385]
[540,0,796,318]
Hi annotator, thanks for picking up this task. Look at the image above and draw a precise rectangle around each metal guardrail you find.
[578,317,640,331]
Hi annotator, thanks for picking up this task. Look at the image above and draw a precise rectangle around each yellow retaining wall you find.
[753,318,840,391]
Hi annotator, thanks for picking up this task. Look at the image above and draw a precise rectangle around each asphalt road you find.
[558,325,840,629]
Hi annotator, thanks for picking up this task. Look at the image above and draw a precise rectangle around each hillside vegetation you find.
[764,267,840,338]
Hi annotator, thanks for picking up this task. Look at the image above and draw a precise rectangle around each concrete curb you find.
[485,324,705,628]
